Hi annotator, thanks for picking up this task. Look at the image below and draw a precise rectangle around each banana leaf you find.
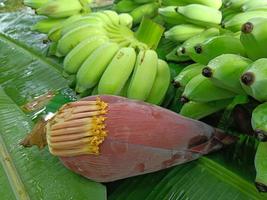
[0,9,106,200]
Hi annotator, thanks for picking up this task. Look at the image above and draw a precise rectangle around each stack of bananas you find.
[113,0,160,25]
[24,0,92,33]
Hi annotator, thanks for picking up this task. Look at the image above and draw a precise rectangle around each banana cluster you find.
[113,0,159,25]
[24,0,92,33]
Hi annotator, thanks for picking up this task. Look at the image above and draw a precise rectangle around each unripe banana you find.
[251,103,267,141]
[166,46,191,62]
[177,4,222,27]
[133,0,156,3]
[57,24,106,56]
[177,27,220,56]
[164,24,205,42]
[202,54,252,94]
[255,142,267,192]
[32,18,65,33]
[91,85,99,95]
[223,11,267,32]
[76,42,119,93]
[98,47,136,95]
[118,13,133,28]
[180,99,232,120]
[225,0,249,11]
[179,0,222,9]
[240,58,267,102]
[158,6,186,25]
[240,18,267,61]
[146,59,171,105]
[161,0,187,6]
[60,16,104,36]
[127,50,158,100]
[48,14,82,42]
[113,0,139,13]
[187,35,246,65]
[173,63,205,88]
[181,74,236,103]
[37,0,83,18]
[63,36,108,74]
[242,0,267,12]
[130,2,159,24]
[23,0,49,9]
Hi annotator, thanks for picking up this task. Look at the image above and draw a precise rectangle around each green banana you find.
[113,0,139,13]
[177,4,222,27]
[158,6,186,25]
[47,14,82,42]
[146,59,171,105]
[103,10,120,26]
[173,63,205,88]
[60,16,104,36]
[130,2,159,24]
[164,24,205,42]
[225,0,249,11]
[187,35,246,65]
[118,13,133,28]
[202,54,252,94]
[240,17,267,61]
[57,24,106,55]
[127,50,158,100]
[23,0,49,9]
[240,58,267,102]
[63,36,108,74]
[177,27,220,56]
[37,0,83,18]
[161,0,187,6]
[181,74,236,103]
[255,142,267,192]
[179,0,222,9]
[251,102,267,141]
[91,85,99,95]
[76,42,119,93]
[98,47,136,95]
[32,18,65,33]
[242,0,267,12]
[223,11,267,32]
[165,46,191,62]
[180,99,232,120]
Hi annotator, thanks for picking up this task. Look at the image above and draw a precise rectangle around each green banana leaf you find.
[0,8,106,200]
[1,2,267,200]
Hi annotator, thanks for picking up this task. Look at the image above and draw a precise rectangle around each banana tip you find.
[255,182,267,193]
[255,130,267,142]
[180,96,189,104]
[241,72,254,86]
[202,67,212,78]
[241,22,253,34]
[194,44,202,54]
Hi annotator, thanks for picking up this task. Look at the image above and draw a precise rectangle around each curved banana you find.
[23,0,49,9]
[173,63,205,88]
[103,10,120,26]
[130,2,159,24]
[242,0,267,12]
[127,50,158,100]
[240,17,267,61]
[177,27,220,56]
[187,35,246,65]
[113,0,139,13]
[98,47,136,95]
[180,99,232,120]
[251,102,267,141]
[223,11,267,32]
[37,0,83,18]
[166,46,191,62]
[158,6,186,25]
[179,0,222,9]
[177,4,222,27]
[133,0,156,3]
[181,74,236,103]
[63,36,108,74]
[240,58,267,101]
[202,54,252,94]
[146,59,171,105]
[57,24,106,55]
[32,18,65,33]
[76,42,119,93]
[164,24,205,42]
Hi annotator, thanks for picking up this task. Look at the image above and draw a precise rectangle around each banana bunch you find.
[113,0,159,25]
[23,0,92,33]
[33,9,169,105]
